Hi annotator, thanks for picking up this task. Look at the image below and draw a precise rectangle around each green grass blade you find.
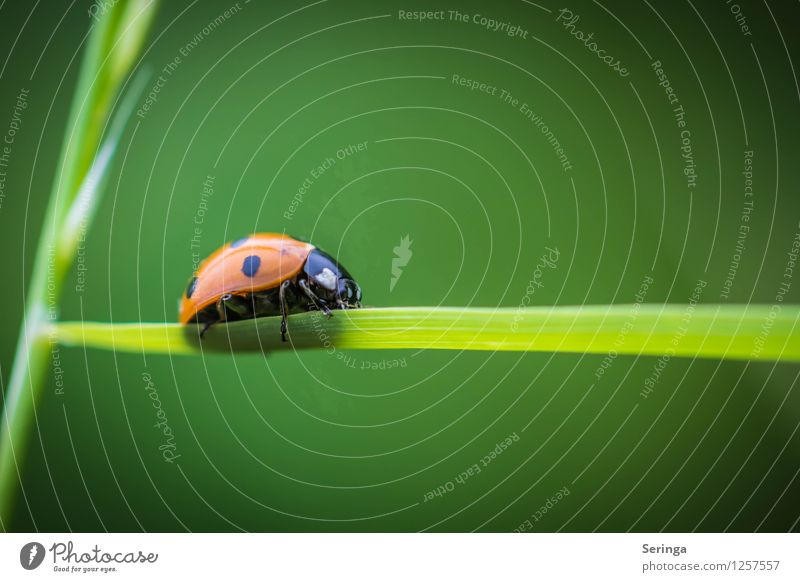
[57,69,150,264]
[51,305,800,362]
[0,0,158,531]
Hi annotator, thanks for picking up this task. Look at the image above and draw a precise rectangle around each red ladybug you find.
[179,233,362,339]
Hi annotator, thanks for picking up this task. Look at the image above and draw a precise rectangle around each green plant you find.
[1,0,798,533]
[0,0,159,530]
[50,305,800,361]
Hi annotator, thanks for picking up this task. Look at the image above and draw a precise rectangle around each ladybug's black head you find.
[336,277,362,307]
[303,248,362,309]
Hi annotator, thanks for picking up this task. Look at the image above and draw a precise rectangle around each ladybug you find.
[179,233,362,339]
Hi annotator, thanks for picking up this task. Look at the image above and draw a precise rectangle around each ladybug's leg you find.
[278,280,292,342]
[199,321,214,338]
[216,293,251,321]
[298,279,332,317]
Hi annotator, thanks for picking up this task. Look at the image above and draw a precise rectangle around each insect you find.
[179,233,362,339]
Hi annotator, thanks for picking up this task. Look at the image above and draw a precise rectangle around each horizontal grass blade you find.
[50,305,800,362]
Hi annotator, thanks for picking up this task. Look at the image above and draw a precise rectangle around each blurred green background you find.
[1,0,799,532]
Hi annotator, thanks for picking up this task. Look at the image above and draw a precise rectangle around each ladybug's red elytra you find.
[179,233,362,339]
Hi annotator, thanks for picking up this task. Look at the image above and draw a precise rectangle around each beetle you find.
[179,233,362,339]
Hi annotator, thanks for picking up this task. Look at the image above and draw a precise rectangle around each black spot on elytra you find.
[186,276,199,299]
[230,237,249,248]
[241,255,261,277]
